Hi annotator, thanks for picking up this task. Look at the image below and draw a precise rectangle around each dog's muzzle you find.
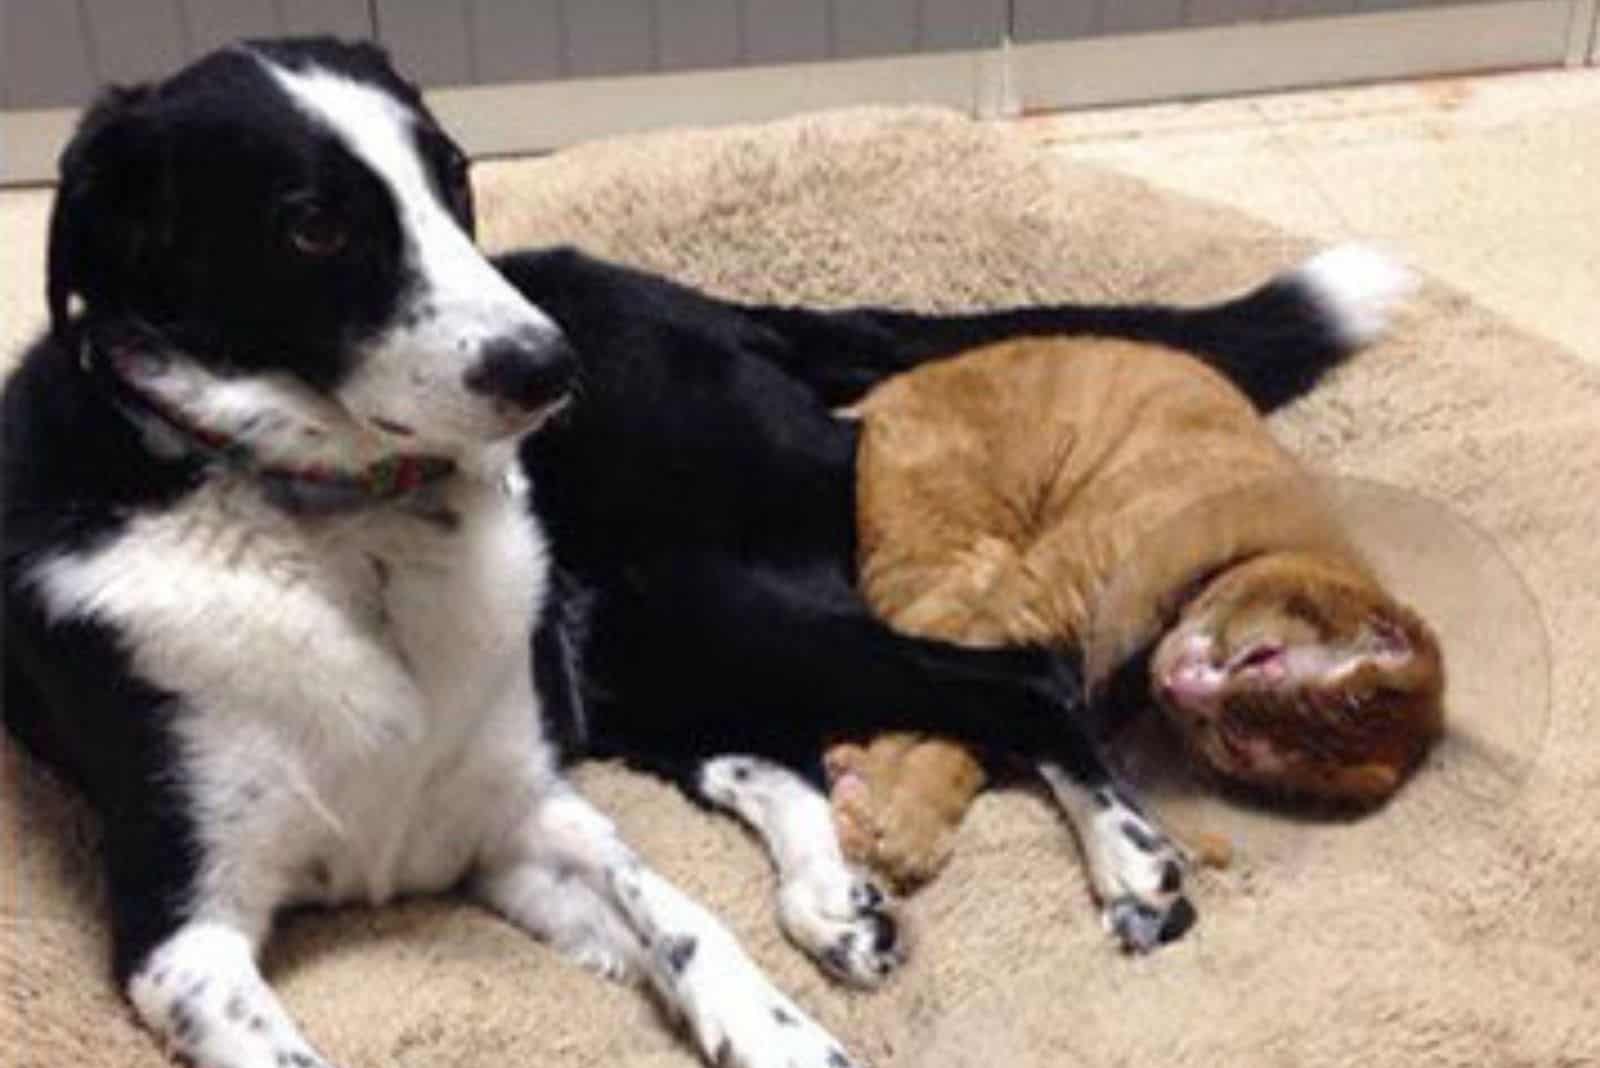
[464,328,578,413]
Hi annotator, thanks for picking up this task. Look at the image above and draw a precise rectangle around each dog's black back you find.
[512,249,857,577]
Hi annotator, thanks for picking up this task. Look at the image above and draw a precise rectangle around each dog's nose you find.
[464,330,577,411]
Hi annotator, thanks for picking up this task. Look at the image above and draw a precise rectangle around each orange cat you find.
[829,335,1445,889]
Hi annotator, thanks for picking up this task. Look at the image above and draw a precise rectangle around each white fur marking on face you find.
[255,55,562,445]
[698,756,904,987]
[115,344,399,472]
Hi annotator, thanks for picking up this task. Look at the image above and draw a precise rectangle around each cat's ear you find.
[1365,614,1415,661]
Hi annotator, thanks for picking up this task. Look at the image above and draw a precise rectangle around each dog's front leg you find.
[479,784,865,1068]
[127,920,334,1068]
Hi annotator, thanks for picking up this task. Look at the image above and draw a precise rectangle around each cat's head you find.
[1148,551,1444,805]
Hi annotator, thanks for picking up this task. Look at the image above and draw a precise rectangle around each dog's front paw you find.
[705,995,862,1068]
[678,943,863,1068]
[780,869,904,988]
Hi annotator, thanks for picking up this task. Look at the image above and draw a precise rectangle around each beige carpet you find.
[4,107,1598,1068]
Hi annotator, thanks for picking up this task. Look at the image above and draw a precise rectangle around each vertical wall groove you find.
[463,0,479,85]
[75,0,102,82]
[647,0,662,73]
[734,0,751,65]
[174,0,195,59]
[555,0,571,78]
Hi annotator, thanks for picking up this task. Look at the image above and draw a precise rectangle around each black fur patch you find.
[662,935,697,976]
[823,932,856,976]
[852,881,884,910]
[1121,820,1160,853]
[170,1000,201,1042]
[869,912,897,954]
[1159,861,1182,894]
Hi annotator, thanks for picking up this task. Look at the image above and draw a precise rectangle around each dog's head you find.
[48,37,573,456]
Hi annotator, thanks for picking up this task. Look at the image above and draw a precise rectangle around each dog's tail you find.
[1175,244,1417,410]
[752,243,1414,413]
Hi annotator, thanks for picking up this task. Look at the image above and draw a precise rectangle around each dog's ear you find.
[47,83,172,344]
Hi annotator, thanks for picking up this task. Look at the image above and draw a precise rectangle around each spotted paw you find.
[679,940,862,1068]
[779,871,905,988]
[706,995,861,1068]
[1084,793,1196,953]
[1106,893,1196,953]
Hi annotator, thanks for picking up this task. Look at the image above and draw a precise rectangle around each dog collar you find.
[83,331,458,515]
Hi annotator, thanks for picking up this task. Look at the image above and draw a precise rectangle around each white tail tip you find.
[1294,244,1418,349]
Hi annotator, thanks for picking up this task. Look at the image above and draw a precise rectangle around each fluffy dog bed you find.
[4,107,1597,1067]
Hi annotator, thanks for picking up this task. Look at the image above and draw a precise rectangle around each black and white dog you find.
[4,38,866,1068]
[2,35,1408,1068]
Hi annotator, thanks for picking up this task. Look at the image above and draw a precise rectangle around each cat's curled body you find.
[830,335,1445,889]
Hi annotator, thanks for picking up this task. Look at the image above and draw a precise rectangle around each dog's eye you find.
[286,203,349,258]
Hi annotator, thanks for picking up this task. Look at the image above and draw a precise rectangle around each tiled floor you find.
[1022,67,1600,366]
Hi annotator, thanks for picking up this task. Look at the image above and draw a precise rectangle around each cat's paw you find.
[825,751,879,864]
[869,794,961,890]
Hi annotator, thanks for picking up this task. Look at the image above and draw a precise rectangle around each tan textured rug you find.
[4,107,1598,1068]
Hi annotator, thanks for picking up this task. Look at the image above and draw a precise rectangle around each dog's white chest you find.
[31,472,554,910]
[311,480,550,902]
[373,483,542,726]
